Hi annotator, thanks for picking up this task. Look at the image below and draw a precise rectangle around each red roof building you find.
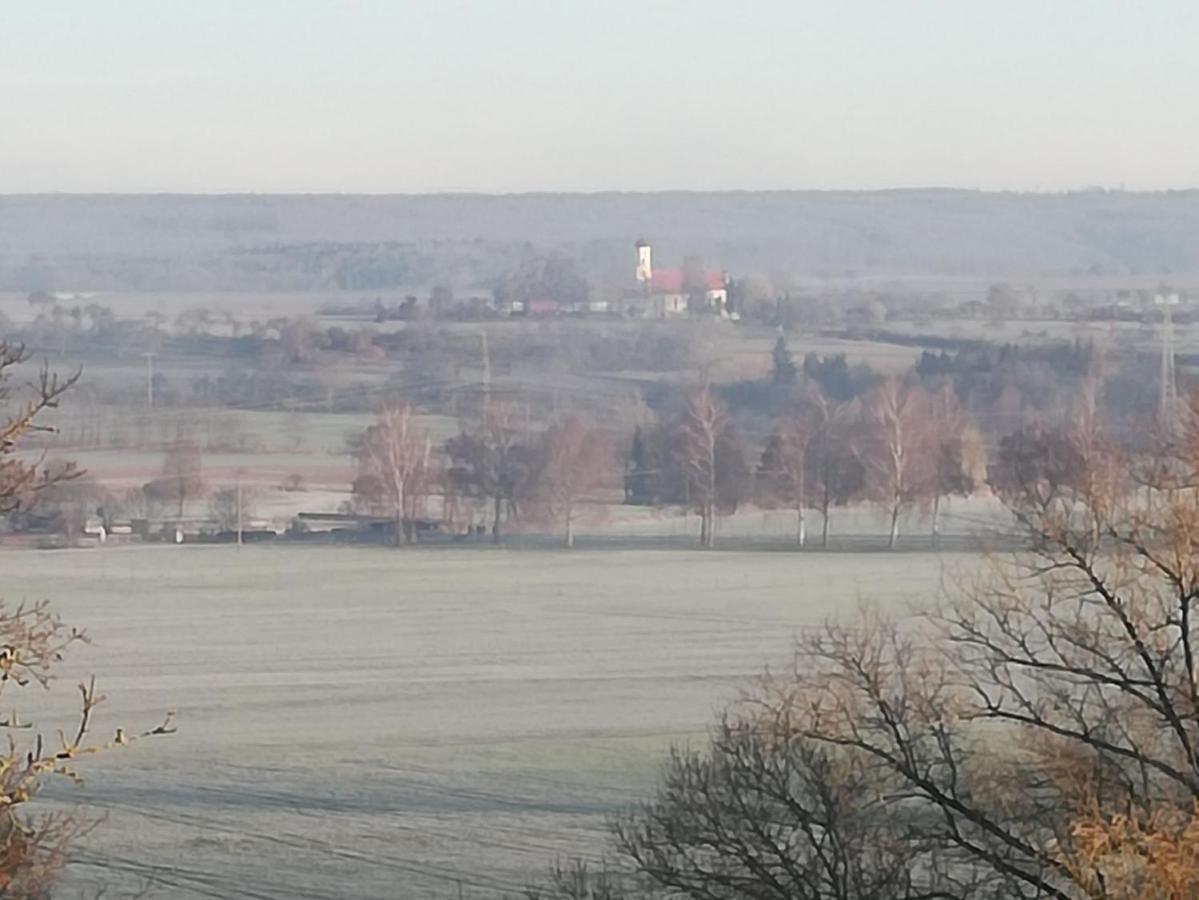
[630,239,732,319]
[649,268,727,294]
[525,298,560,316]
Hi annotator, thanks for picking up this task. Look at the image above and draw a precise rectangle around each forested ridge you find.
[4,190,1198,292]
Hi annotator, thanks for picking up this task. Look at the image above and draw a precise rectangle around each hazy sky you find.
[5,1,1198,193]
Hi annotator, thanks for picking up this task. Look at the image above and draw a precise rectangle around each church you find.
[626,239,732,319]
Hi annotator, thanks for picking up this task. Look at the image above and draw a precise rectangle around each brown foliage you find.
[1066,801,1199,899]
[0,342,171,895]
[716,389,1199,898]
[529,417,613,548]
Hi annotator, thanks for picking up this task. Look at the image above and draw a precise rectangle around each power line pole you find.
[480,330,491,419]
[143,351,156,410]
[236,471,244,549]
[1157,293,1180,430]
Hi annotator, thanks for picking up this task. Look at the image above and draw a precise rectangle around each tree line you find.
[349,366,992,551]
[351,403,613,547]
[26,321,1165,554]
[345,329,1171,552]
[514,395,1199,899]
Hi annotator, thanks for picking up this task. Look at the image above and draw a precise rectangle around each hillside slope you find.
[2,190,1196,291]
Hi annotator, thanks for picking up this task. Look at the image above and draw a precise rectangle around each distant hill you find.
[1,190,1196,292]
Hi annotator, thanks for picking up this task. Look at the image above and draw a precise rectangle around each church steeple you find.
[635,238,652,285]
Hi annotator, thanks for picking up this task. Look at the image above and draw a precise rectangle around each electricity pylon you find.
[1157,293,1180,431]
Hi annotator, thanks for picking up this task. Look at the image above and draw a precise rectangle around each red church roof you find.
[649,268,726,294]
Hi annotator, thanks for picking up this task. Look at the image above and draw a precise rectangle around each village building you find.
[625,239,732,319]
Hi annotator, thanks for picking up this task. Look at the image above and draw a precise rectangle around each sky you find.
[3,0,1198,193]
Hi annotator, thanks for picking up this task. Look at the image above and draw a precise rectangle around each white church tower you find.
[635,238,653,286]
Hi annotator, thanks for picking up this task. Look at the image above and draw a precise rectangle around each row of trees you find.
[628,378,987,549]
[520,397,1199,900]
[351,373,990,552]
[352,404,614,547]
[40,378,994,551]
[350,369,999,551]
[41,376,987,551]
[25,440,272,541]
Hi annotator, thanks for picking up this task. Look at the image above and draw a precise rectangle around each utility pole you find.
[236,473,244,549]
[143,351,156,410]
[480,330,491,419]
[1157,293,1180,430]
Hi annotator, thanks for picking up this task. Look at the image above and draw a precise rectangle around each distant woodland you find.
[3,190,1199,292]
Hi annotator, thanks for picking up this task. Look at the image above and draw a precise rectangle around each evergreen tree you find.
[771,334,797,385]
[624,426,655,505]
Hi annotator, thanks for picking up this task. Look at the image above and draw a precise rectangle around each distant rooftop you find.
[649,268,726,294]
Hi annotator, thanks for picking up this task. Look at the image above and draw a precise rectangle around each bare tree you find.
[146,440,205,519]
[521,860,637,900]
[352,403,432,546]
[0,342,170,894]
[925,384,986,545]
[0,344,79,512]
[740,396,1199,898]
[531,417,613,548]
[805,398,863,549]
[759,391,824,547]
[279,317,320,365]
[208,483,256,536]
[537,397,1199,900]
[614,718,954,900]
[856,377,935,549]
[675,386,748,549]
[679,388,724,548]
[29,467,109,540]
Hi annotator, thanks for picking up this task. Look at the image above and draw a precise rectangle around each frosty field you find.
[3,544,968,898]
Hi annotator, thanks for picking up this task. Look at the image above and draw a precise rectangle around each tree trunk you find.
[931,493,941,549]
[564,502,574,549]
[492,494,502,543]
[796,505,806,548]
[821,500,831,549]
[888,500,901,550]
[395,483,405,548]
[699,507,711,548]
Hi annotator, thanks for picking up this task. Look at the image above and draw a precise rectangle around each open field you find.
[0,292,339,326]
[4,544,969,898]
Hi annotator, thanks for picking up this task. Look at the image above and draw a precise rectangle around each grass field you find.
[5,543,970,898]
